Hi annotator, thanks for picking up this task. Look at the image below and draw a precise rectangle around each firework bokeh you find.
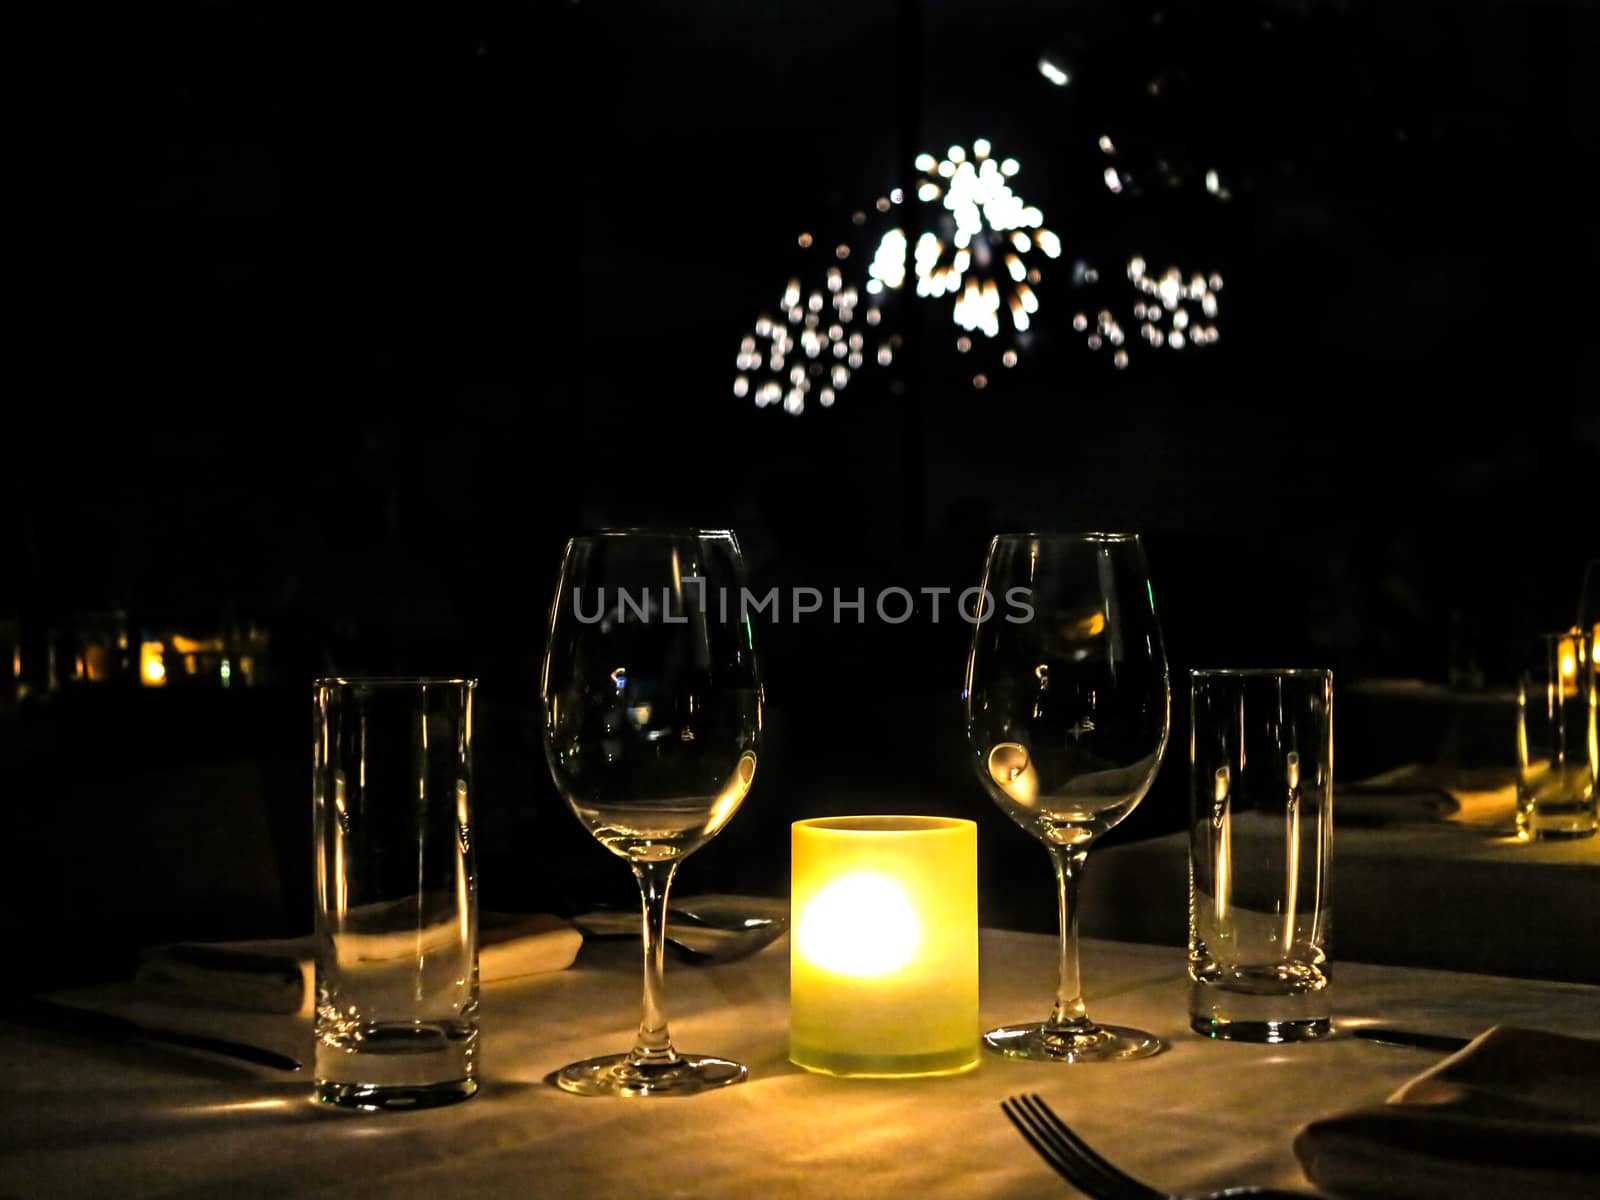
[1069,255,1223,367]
[734,231,901,416]
[896,139,1061,382]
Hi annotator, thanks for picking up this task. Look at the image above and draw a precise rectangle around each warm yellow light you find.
[1516,690,1531,770]
[196,1098,297,1115]
[987,742,1038,807]
[83,645,111,682]
[791,816,978,1077]
[140,642,167,687]
[1213,765,1232,920]
[1284,752,1302,949]
[332,771,348,916]
[705,750,757,836]
[169,634,223,655]
[796,873,919,977]
[1072,611,1106,637]
[1557,635,1580,698]
[456,779,472,945]
[1589,677,1598,790]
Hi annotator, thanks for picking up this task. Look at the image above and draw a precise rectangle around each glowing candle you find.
[790,816,979,1077]
[139,641,166,687]
[1556,633,1580,698]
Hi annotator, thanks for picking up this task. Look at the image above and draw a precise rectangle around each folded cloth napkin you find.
[1294,1026,1600,1198]
[1334,786,1460,826]
[1336,765,1518,829]
[134,913,583,1017]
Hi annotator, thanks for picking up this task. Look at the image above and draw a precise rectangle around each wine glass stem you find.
[630,859,681,1068]
[1047,845,1093,1033]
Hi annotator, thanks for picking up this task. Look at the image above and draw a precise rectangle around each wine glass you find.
[964,532,1170,1062]
[541,530,762,1096]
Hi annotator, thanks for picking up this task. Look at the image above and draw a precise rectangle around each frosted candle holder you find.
[790,816,979,1077]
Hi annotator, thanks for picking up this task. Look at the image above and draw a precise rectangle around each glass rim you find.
[573,528,736,540]
[793,815,976,835]
[314,676,478,688]
[1532,628,1591,641]
[992,531,1140,544]
[1191,667,1332,678]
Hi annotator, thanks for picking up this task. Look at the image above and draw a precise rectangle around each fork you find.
[1001,1094,1314,1199]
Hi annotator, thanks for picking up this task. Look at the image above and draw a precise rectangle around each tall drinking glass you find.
[313,677,479,1110]
[1517,631,1598,840]
[965,533,1170,1062]
[1189,669,1333,1042]
[542,530,762,1096]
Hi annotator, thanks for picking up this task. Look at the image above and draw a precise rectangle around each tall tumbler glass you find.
[313,677,479,1109]
[1189,669,1332,1043]
[1517,631,1598,841]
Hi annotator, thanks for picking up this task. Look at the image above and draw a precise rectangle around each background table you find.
[1080,825,1600,982]
[1337,680,1519,778]
[4,930,1598,1198]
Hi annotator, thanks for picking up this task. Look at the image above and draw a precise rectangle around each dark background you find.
[6,0,1597,980]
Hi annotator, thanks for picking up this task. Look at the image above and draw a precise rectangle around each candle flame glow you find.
[140,641,166,687]
[796,873,920,978]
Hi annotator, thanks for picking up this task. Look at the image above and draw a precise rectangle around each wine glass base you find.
[553,1053,748,1097]
[315,1077,477,1110]
[983,1022,1164,1063]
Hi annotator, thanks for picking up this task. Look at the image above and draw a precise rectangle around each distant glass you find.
[1189,669,1333,1043]
[965,532,1170,1063]
[1516,631,1597,841]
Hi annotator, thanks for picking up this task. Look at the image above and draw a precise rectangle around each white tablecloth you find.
[4,932,1598,1198]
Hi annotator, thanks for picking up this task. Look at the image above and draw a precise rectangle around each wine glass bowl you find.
[965,532,1170,1062]
[542,530,762,1096]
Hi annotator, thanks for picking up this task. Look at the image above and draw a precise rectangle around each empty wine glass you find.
[965,532,1170,1062]
[541,530,762,1096]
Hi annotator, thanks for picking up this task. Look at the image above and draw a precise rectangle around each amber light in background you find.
[790,816,979,1077]
[1556,633,1580,698]
[1517,630,1598,840]
[135,629,266,688]
[139,641,167,686]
